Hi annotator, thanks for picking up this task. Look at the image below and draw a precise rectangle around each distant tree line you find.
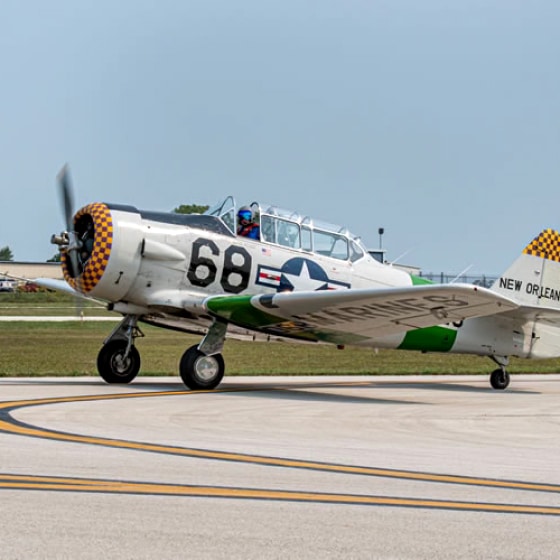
[0,246,13,261]
[173,204,209,214]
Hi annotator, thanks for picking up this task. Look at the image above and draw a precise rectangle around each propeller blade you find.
[56,164,80,279]
[57,164,74,232]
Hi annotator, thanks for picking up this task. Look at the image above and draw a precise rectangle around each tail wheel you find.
[97,341,141,384]
[490,368,510,390]
[179,344,225,390]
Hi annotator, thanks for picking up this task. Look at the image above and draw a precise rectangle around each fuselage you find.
[62,202,531,361]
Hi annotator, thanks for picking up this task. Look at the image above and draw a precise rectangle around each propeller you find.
[58,164,74,232]
[54,164,81,279]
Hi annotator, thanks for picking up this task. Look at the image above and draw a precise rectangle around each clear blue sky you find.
[1,0,558,274]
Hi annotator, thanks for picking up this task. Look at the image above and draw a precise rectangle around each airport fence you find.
[417,273,498,288]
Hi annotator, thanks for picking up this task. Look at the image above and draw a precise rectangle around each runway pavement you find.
[1,374,559,559]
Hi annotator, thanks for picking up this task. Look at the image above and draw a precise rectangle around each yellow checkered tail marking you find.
[523,228,560,263]
[62,203,113,293]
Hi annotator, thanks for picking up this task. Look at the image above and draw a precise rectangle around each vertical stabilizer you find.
[491,229,560,309]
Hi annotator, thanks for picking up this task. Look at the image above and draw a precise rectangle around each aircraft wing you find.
[2,273,76,296]
[204,284,518,344]
[33,277,83,296]
[3,273,103,303]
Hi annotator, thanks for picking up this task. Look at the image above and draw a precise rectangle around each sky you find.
[0,0,559,275]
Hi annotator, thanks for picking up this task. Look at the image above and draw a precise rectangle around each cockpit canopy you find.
[205,197,367,263]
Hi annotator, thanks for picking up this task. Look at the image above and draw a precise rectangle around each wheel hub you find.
[112,353,130,374]
[194,355,220,381]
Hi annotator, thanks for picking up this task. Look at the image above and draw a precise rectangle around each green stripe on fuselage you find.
[206,295,280,328]
[404,275,457,351]
[410,274,434,285]
[398,325,457,352]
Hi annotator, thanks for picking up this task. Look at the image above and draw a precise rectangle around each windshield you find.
[204,196,236,234]
[206,197,368,262]
[258,203,367,262]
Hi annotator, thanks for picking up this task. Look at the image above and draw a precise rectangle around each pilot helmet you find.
[238,206,253,222]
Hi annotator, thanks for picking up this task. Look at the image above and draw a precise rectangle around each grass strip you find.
[1,322,559,376]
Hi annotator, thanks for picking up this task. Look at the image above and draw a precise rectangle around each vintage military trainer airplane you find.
[40,166,560,391]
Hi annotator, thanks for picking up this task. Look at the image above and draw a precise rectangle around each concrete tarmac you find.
[1,374,559,559]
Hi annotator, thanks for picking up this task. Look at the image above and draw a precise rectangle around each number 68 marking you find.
[187,238,252,294]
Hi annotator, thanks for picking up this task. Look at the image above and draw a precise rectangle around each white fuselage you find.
[68,205,533,361]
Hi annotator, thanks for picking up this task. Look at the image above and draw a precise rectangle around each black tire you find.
[179,344,225,390]
[97,341,141,384]
[490,368,510,390]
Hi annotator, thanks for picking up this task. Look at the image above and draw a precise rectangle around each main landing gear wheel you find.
[97,341,141,384]
[179,344,225,390]
[490,368,510,390]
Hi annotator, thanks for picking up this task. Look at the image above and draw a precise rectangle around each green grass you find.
[0,292,111,317]
[0,291,78,304]
[1,321,560,377]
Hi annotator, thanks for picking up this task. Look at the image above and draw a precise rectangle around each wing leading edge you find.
[204,284,518,344]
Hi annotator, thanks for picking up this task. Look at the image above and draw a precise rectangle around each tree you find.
[173,204,209,215]
[0,246,13,261]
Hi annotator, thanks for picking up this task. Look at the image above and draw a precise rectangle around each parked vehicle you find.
[0,278,17,292]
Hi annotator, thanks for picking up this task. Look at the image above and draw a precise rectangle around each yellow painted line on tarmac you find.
[1,388,560,495]
[1,473,559,515]
[0,474,117,487]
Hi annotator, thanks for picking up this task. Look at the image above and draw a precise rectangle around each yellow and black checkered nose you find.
[62,203,113,293]
[523,228,560,263]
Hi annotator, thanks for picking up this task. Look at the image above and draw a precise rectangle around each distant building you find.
[0,261,63,282]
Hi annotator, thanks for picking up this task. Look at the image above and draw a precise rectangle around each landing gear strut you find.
[179,320,227,390]
[489,356,510,390]
[97,315,143,384]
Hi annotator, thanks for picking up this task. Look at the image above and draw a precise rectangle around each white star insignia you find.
[282,261,326,291]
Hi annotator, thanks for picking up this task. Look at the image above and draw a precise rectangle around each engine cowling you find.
[61,203,143,301]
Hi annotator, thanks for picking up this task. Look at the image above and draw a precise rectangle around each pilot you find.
[237,206,260,239]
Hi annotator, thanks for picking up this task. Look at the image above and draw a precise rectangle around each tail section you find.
[489,229,560,359]
[491,228,560,308]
